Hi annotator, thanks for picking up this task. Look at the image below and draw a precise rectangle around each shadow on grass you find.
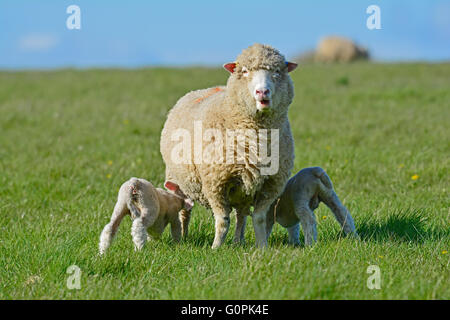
[265,208,449,246]
[357,209,449,243]
[100,208,448,251]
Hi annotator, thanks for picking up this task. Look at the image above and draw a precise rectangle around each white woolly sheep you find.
[253,167,357,246]
[315,36,369,63]
[160,43,298,248]
[99,178,194,254]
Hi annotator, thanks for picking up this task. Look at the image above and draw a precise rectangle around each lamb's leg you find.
[286,223,301,245]
[179,209,191,239]
[131,218,148,250]
[295,205,317,246]
[130,205,158,251]
[321,192,357,237]
[99,198,128,255]
[234,209,248,244]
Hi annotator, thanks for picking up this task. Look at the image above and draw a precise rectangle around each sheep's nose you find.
[255,89,270,97]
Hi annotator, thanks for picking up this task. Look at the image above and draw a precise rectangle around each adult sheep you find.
[160,44,298,248]
[315,36,369,63]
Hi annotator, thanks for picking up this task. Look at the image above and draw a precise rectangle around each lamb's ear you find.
[164,181,179,192]
[286,62,298,72]
[223,62,237,73]
[184,198,194,211]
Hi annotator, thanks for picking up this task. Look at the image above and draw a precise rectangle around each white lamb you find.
[234,167,358,246]
[99,178,194,254]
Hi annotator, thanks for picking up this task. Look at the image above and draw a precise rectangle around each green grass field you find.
[0,63,449,299]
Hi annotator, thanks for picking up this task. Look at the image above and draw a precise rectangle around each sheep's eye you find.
[242,67,249,77]
[272,72,280,79]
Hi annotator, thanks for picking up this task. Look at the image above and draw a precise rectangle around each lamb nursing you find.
[265,167,358,246]
[99,178,194,254]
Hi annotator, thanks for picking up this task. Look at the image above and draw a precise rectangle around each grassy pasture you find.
[0,63,448,299]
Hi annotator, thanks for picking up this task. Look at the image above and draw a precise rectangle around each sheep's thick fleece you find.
[160,44,296,248]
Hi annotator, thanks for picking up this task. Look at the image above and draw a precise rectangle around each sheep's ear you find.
[164,181,179,192]
[223,62,237,73]
[286,62,298,72]
[184,198,194,211]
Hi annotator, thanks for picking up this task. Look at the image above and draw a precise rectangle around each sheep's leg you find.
[234,210,248,244]
[265,204,275,241]
[212,212,231,248]
[252,205,270,248]
[321,192,357,237]
[286,223,301,245]
[295,206,317,246]
[179,209,191,239]
[211,204,231,249]
[99,198,128,255]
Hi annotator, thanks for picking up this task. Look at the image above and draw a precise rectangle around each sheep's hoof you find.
[211,242,222,249]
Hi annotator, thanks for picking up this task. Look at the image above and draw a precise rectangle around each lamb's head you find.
[164,181,194,211]
[224,43,297,117]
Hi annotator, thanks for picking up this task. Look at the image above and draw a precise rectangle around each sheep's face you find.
[224,44,297,117]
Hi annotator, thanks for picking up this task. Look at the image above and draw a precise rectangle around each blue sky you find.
[1,0,449,69]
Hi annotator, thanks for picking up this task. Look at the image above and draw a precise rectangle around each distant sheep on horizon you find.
[315,36,369,63]
[295,36,369,63]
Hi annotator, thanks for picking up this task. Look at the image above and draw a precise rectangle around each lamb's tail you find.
[310,167,333,190]
[127,178,141,220]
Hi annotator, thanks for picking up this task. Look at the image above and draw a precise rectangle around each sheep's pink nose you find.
[256,89,270,97]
